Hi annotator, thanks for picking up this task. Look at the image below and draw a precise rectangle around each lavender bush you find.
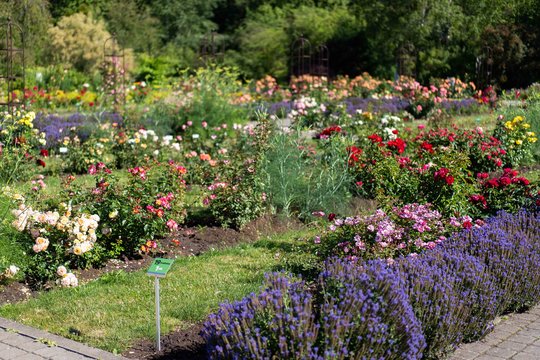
[202,273,318,359]
[203,260,425,359]
[34,112,122,148]
[395,250,497,359]
[319,258,425,359]
[203,211,540,359]
[441,210,540,313]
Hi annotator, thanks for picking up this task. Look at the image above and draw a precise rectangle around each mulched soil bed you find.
[124,324,207,360]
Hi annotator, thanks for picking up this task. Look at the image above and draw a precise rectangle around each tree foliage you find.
[48,12,112,73]
[2,0,540,86]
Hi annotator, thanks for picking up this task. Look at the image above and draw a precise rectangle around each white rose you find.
[57,265,67,277]
[5,265,19,278]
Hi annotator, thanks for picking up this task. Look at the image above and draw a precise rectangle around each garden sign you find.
[147,258,174,351]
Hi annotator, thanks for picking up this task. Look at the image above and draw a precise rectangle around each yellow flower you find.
[527,131,536,137]
[522,123,531,129]
[73,245,83,255]
[528,137,538,143]
[504,121,514,130]
[513,116,524,123]
[515,139,523,145]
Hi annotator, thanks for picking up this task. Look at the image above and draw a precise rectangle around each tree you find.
[0,0,52,64]
[104,0,161,53]
[48,12,113,73]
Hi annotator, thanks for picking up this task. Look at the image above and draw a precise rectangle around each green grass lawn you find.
[415,112,496,132]
[0,230,308,353]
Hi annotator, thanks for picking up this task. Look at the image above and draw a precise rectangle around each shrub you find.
[441,211,540,313]
[203,273,318,359]
[262,130,353,219]
[73,161,187,258]
[318,258,425,359]
[203,259,425,359]
[0,111,47,183]
[205,120,270,229]
[175,66,249,131]
[48,13,112,73]
[7,193,99,288]
[469,168,537,216]
[314,203,455,260]
[395,251,497,359]
[493,115,537,167]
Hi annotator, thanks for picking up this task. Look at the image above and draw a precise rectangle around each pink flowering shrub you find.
[204,120,270,229]
[72,160,187,258]
[314,203,483,260]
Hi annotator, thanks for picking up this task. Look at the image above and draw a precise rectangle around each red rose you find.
[368,133,383,143]
[420,141,434,154]
[445,175,455,186]
[477,173,489,180]
[36,159,46,167]
[499,177,512,186]
[346,146,363,163]
[486,179,499,188]
[387,138,406,154]
[40,149,49,157]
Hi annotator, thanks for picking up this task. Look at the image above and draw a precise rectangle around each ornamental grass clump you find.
[442,211,540,314]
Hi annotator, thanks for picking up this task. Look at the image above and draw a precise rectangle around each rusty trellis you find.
[0,18,24,117]
[103,33,126,110]
[291,35,312,79]
[312,44,329,83]
[199,32,224,67]
[476,46,493,89]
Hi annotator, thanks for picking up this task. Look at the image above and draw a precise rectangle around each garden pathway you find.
[450,304,540,360]
[0,317,126,360]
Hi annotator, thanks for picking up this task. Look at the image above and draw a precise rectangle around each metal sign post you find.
[147,258,174,352]
[154,277,161,351]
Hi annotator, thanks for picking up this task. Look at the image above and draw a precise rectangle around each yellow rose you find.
[73,245,83,255]
[515,139,523,145]
[528,137,538,143]
[504,121,514,130]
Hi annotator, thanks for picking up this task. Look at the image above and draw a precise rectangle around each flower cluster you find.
[470,168,537,215]
[314,203,461,260]
[11,203,99,256]
[434,167,455,186]
[56,266,78,287]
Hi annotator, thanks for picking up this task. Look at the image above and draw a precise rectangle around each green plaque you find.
[147,258,174,278]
